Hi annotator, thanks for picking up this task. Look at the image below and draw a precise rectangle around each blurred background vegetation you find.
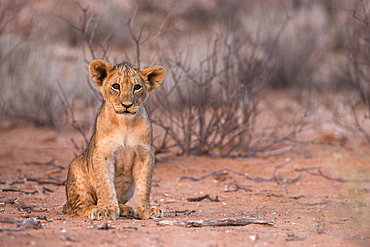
[0,0,369,156]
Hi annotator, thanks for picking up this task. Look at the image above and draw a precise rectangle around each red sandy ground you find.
[0,125,369,246]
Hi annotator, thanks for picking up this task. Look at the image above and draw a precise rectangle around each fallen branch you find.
[180,168,270,182]
[43,187,54,193]
[294,167,370,183]
[286,236,307,241]
[187,195,220,202]
[180,157,296,185]
[35,216,53,222]
[0,198,18,205]
[272,156,294,181]
[153,217,274,227]
[166,210,196,217]
[2,189,38,195]
[224,184,252,193]
[0,217,42,231]
[289,195,305,200]
[18,206,47,212]
[24,158,55,166]
[2,186,54,195]
[266,193,284,198]
[256,146,293,157]
[26,178,66,186]
[97,223,115,230]
[88,223,115,230]
[298,202,327,206]
[10,180,25,185]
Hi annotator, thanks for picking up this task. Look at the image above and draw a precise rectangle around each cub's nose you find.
[121,102,133,108]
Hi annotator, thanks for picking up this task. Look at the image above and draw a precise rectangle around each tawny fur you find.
[63,59,165,220]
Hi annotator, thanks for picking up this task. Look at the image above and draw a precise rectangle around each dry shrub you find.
[246,1,336,90]
[0,0,96,127]
[0,38,91,126]
[337,0,370,141]
[148,25,307,156]
[2,0,365,150]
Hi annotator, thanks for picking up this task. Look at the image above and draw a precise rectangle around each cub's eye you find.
[112,83,120,90]
[133,84,142,91]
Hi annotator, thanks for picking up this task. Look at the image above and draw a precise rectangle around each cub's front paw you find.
[134,206,163,220]
[89,207,119,220]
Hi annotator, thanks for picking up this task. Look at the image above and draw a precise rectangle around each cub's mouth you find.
[113,104,137,115]
[115,110,135,115]
[123,110,135,114]
[114,108,136,115]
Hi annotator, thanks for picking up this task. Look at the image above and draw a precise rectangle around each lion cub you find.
[63,59,165,220]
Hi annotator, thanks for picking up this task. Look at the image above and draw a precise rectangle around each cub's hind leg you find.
[64,155,120,220]
[63,157,98,217]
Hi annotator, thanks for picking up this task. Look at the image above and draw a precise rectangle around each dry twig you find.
[3,186,55,195]
[57,80,90,151]
[26,178,66,186]
[0,198,18,205]
[2,189,37,195]
[10,180,25,185]
[24,158,55,166]
[181,157,296,185]
[18,206,47,213]
[187,195,220,202]
[0,217,41,231]
[153,217,274,227]
[294,167,370,183]
[289,195,305,200]
[88,223,115,230]
[35,216,53,222]
[224,184,252,193]
[180,168,266,182]
[165,210,196,217]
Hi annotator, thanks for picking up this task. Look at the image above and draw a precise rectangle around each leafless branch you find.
[0,1,32,65]
[26,178,66,186]
[187,195,220,202]
[0,217,41,231]
[19,206,47,213]
[180,157,296,185]
[165,210,196,217]
[24,158,55,166]
[57,80,90,151]
[126,11,173,69]
[150,15,308,156]
[2,189,37,195]
[224,184,253,193]
[342,2,370,142]
[0,198,18,205]
[153,217,274,227]
[180,168,259,182]
[294,167,370,183]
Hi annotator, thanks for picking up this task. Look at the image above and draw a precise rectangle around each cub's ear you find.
[141,65,165,92]
[89,59,113,87]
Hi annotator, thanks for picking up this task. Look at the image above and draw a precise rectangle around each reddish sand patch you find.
[0,125,369,246]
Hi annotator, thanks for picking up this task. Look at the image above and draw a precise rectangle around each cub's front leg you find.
[132,146,162,219]
[88,154,120,220]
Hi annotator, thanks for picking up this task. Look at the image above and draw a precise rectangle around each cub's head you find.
[89,59,165,115]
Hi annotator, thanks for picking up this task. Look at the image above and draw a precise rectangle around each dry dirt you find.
[0,125,369,247]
